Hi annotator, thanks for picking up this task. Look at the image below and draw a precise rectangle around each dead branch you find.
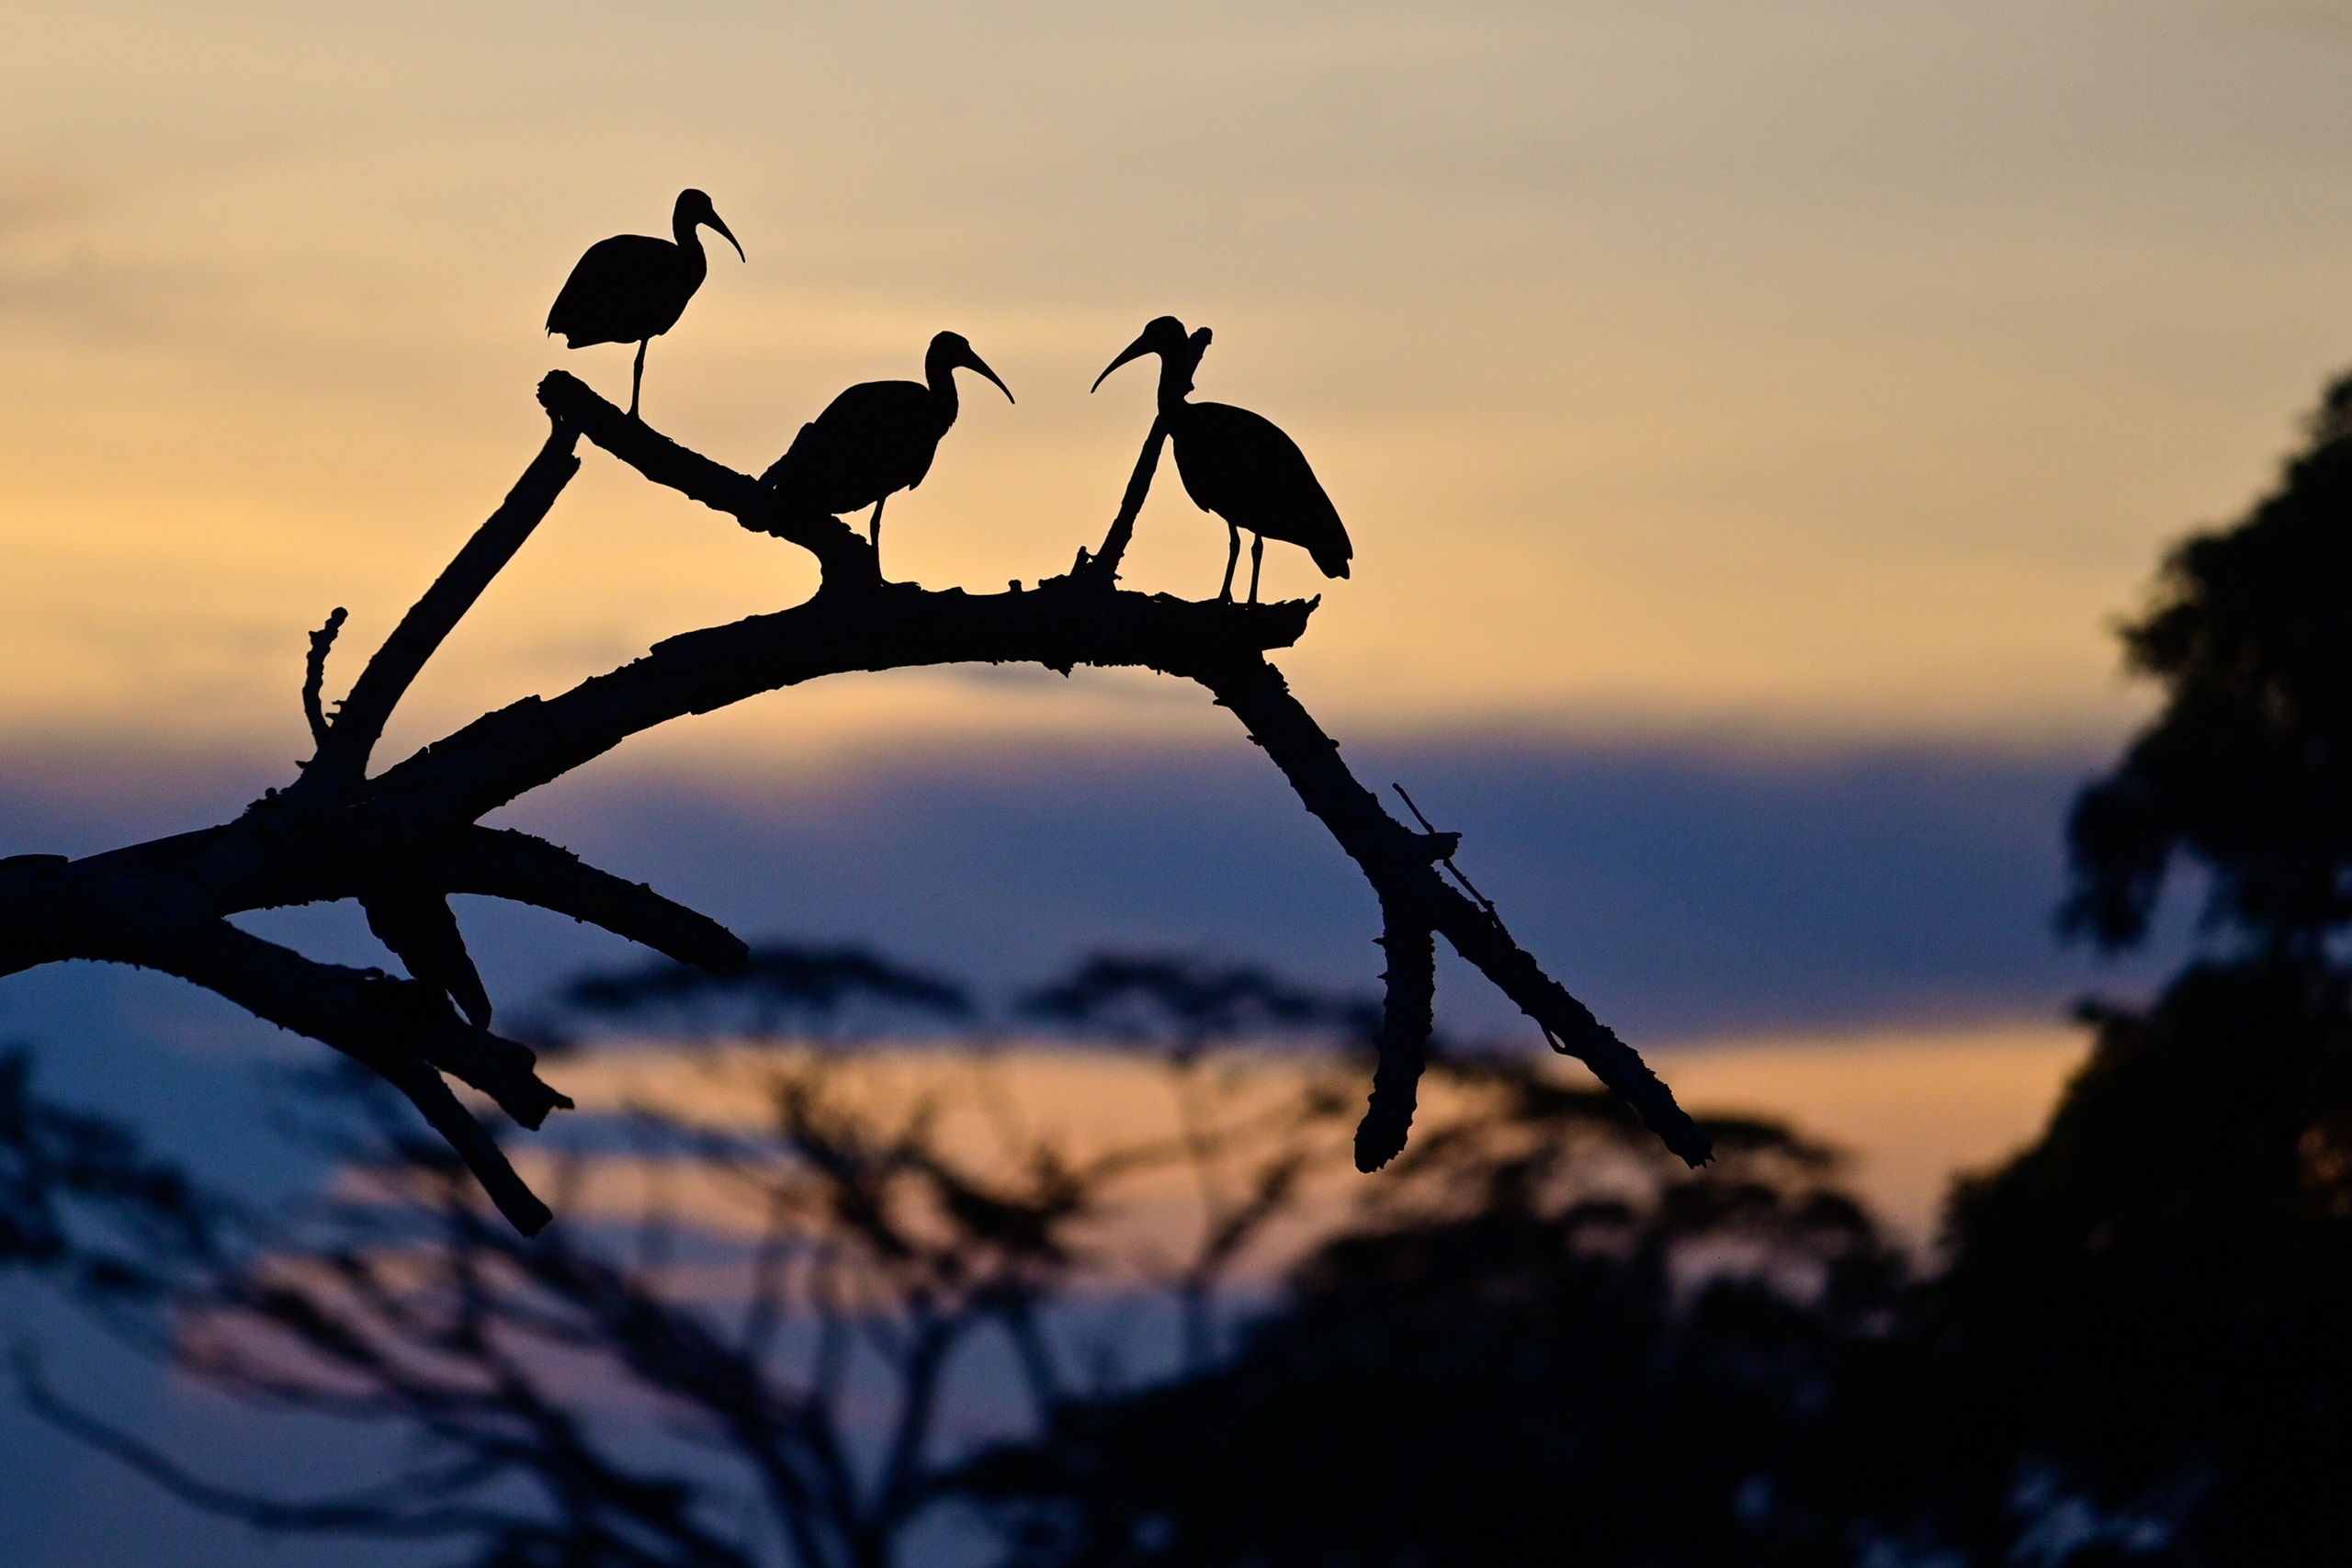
[1357,905,1436,1173]
[305,418,582,791]
[300,607,347,750]
[0,369,1706,1235]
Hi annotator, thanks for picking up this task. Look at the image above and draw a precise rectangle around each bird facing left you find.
[547,188,744,418]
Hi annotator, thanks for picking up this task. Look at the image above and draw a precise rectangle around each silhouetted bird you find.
[1093,316,1351,603]
[546,188,743,418]
[759,331,1013,577]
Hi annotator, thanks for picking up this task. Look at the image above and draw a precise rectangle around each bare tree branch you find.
[429,827,750,975]
[305,417,582,792]
[1356,907,1435,1172]
[538,369,876,587]
[1070,413,1170,587]
[300,607,347,752]
[0,367,1706,1233]
[1194,655,1710,1166]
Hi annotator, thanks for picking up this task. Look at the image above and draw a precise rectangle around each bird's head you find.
[1091,315,1197,393]
[929,331,1015,404]
[675,188,745,262]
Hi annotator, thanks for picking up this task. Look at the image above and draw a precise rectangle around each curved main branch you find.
[0,373,1707,1235]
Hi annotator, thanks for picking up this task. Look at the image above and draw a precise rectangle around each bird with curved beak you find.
[760,331,1014,580]
[547,188,744,418]
[1093,316,1352,604]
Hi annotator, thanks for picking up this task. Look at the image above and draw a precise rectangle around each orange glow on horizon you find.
[6,3,2351,770]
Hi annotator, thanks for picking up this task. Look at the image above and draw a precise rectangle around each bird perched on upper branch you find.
[1093,316,1351,603]
[760,331,1014,579]
[547,188,743,418]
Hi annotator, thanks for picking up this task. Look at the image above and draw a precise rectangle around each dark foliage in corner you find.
[1914,371,2352,1564]
[2063,374,2352,955]
[1909,956,2352,1565]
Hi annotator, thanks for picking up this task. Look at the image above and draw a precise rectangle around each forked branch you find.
[0,371,1706,1235]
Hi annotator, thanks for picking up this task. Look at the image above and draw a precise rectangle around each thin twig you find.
[1393,783,1500,919]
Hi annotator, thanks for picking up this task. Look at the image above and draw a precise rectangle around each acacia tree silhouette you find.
[1018,953,1380,1371]
[0,363,1706,1235]
[6,946,1370,1568]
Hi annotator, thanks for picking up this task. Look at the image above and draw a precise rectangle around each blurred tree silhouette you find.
[0,1049,220,1308]
[2063,374,2352,955]
[1903,372,2352,1564]
[1018,953,1377,1060]
[9,947,1368,1568]
[1020,954,1378,1372]
[1916,959,2352,1564]
[555,942,974,1043]
[965,1065,1905,1568]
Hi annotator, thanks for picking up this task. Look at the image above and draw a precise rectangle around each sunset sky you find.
[6,0,2335,1155]
[5,0,2349,767]
[10,6,2347,1557]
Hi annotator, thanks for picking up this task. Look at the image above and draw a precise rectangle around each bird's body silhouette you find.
[547,189,742,418]
[1094,316,1351,603]
[760,331,1013,576]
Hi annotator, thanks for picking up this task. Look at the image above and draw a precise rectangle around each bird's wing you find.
[784,381,941,512]
[759,423,820,490]
[545,233,677,345]
[1177,402,1352,576]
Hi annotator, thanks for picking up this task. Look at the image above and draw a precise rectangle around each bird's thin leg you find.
[1219,523,1240,602]
[629,340,649,419]
[1248,533,1265,605]
[869,496,887,579]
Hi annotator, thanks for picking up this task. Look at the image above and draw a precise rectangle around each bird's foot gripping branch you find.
[0,377,1705,1239]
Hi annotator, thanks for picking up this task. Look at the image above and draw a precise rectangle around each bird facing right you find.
[546,188,743,418]
[760,331,1013,580]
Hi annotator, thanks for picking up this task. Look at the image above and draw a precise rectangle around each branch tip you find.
[301,607,348,751]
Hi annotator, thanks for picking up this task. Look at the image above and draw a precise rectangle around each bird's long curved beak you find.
[962,347,1014,404]
[708,212,746,262]
[1091,332,1156,394]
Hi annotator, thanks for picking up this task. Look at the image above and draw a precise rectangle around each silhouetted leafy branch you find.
[0,367,1704,1235]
